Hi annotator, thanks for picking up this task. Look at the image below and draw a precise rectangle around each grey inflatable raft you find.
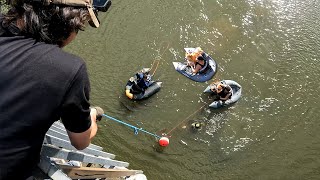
[203,80,242,108]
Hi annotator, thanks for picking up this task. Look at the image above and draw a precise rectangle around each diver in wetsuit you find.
[210,82,232,101]
[125,68,152,99]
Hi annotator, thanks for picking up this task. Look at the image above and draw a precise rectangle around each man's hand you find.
[91,106,104,121]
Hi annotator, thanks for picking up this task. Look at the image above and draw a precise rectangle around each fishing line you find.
[102,114,161,139]
[165,103,207,135]
[150,41,170,76]
[102,114,171,147]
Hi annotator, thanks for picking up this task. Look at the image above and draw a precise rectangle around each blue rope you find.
[102,114,161,139]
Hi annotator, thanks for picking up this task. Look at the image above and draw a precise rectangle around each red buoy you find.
[159,137,170,147]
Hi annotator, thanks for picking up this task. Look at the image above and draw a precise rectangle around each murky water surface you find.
[66,0,320,179]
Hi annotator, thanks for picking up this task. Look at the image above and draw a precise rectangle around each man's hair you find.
[1,1,89,45]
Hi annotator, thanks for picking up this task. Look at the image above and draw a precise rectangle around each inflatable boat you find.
[125,68,162,100]
[203,80,242,108]
[130,81,162,100]
[172,48,217,82]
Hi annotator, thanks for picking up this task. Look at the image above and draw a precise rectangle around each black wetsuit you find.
[218,86,232,100]
[125,73,149,94]
[195,60,209,73]
[126,80,144,94]
[136,73,149,91]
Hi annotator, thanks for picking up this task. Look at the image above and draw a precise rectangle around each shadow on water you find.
[119,97,140,112]
[119,92,160,112]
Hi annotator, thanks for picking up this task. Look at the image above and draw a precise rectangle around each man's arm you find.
[192,64,202,74]
[61,64,104,150]
[66,108,98,150]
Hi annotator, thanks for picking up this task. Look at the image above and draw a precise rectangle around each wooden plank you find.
[46,129,103,151]
[44,134,115,159]
[38,156,71,180]
[59,165,143,179]
[41,144,129,167]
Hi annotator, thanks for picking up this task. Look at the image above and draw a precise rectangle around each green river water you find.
[66,0,320,179]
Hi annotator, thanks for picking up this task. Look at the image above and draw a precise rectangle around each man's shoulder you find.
[30,42,86,71]
[2,37,85,66]
[40,43,83,63]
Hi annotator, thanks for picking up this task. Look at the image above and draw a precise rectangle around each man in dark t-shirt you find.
[0,0,106,179]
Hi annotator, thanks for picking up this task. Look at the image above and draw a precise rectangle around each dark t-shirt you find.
[0,22,92,179]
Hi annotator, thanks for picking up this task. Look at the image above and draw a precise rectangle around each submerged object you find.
[172,48,217,82]
[191,122,201,129]
[203,80,242,108]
